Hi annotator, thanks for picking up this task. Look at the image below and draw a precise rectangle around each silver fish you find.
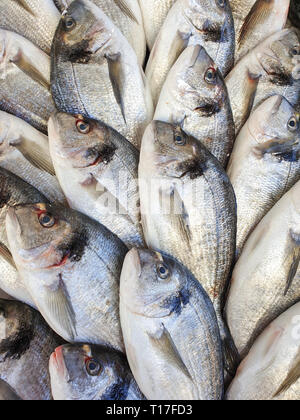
[145,0,235,105]
[227,95,300,258]
[48,112,144,248]
[120,248,224,400]
[6,201,128,351]
[49,344,145,400]
[155,44,235,166]
[51,0,153,148]
[0,299,64,400]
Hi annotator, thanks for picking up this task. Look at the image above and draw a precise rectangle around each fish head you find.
[5,202,87,270]
[49,112,117,172]
[54,0,114,61]
[248,95,300,161]
[143,121,209,179]
[0,300,34,362]
[186,0,233,43]
[49,344,130,400]
[121,248,190,318]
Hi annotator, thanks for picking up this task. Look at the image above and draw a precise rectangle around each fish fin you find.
[148,323,192,379]
[114,0,138,23]
[16,138,55,176]
[44,276,77,340]
[11,54,50,91]
[284,231,300,296]
[13,0,35,16]
[219,318,240,378]
[273,351,300,397]
[0,243,16,269]
[106,54,126,124]
[238,0,271,47]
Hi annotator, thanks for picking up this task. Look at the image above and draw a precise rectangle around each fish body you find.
[139,121,238,375]
[48,112,144,248]
[54,0,146,65]
[154,44,235,166]
[49,344,145,400]
[145,0,235,105]
[120,248,224,400]
[0,29,55,134]
[0,0,60,54]
[226,29,300,134]
[226,302,300,400]
[227,95,300,257]
[51,0,153,149]
[0,299,64,400]
[0,111,65,204]
[0,380,21,400]
[139,0,176,49]
[6,202,128,351]
[225,180,300,359]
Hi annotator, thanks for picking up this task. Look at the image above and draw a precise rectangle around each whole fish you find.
[226,302,300,400]
[49,344,145,400]
[120,248,224,400]
[225,180,300,359]
[53,0,146,65]
[235,0,290,63]
[0,380,21,400]
[0,29,55,134]
[145,0,235,105]
[0,0,60,54]
[0,299,64,400]
[227,95,300,257]
[139,121,238,375]
[289,0,300,29]
[154,44,235,166]
[6,201,128,351]
[139,0,176,49]
[0,168,48,306]
[0,111,65,205]
[48,112,144,249]
[226,29,300,134]
[51,0,153,149]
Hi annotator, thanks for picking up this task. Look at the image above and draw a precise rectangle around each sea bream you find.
[49,344,145,400]
[120,248,224,400]
[6,201,128,351]
[51,0,153,149]
[48,112,144,249]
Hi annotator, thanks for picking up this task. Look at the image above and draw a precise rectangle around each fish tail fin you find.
[218,316,240,379]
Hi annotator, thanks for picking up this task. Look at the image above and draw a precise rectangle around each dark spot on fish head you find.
[177,158,207,179]
[0,190,10,209]
[268,68,293,87]
[66,40,92,64]
[101,379,130,400]
[161,287,191,316]
[194,100,222,117]
[57,226,88,264]
[0,300,35,362]
[202,20,224,42]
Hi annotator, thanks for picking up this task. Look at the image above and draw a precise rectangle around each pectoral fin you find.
[11,54,50,90]
[44,276,77,341]
[115,0,138,23]
[17,138,55,176]
[0,243,16,269]
[106,54,126,124]
[253,138,300,162]
[273,351,300,397]
[238,0,271,48]
[284,231,300,296]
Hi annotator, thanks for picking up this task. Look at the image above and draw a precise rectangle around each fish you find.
[0,111,66,205]
[120,248,224,400]
[226,28,300,134]
[227,95,300,258]
[53,0,146,65]
[139,0,176,49]
[235,0,290,63]
[225,180,300,359]
[51,0,153,149]
[145,0,235,105]
[6,201,128,351]
[289,0,300,29]
[49,344,145,400]
[138,121,238,376]
[0,299,64,400]
[226,302,300,400]
[154,44,235,167]
[48,112,144,249]
[0,167,49,306]
[0,0,60,54]
[0,380,21,400]
[0,29,56,134]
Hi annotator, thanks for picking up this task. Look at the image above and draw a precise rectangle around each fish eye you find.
[290,46,300,56]
[64,17,76,31]
[216,0,226,8]
[174,131,186,146]
[287,116,299,132]
[156,263,170,280]
[85,358,101,376]
[204,67,217,84]
[76,120,90,134]
[38,213,56,228]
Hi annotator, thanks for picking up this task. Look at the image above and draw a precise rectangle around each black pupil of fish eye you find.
[207,71,214,79]
[159,266,166,274]
[80,123,87,131]
[289,118,297,129]
[175,135,182,143]
[39,213,54,228]
[66,18,74,28]
[89,362,97,371]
